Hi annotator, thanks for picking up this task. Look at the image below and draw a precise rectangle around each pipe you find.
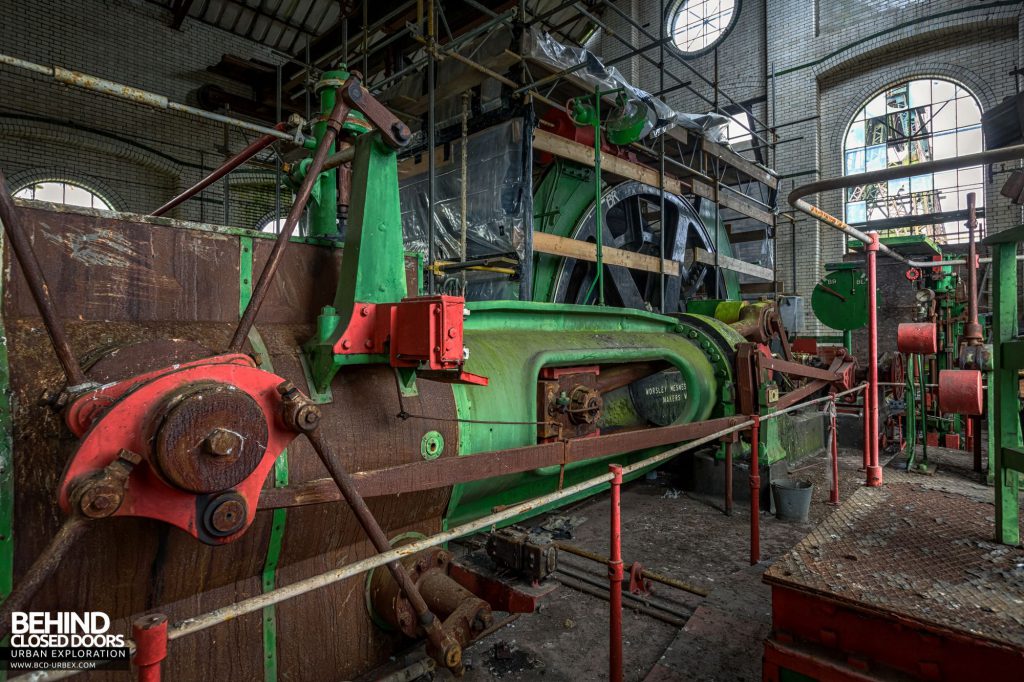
[555,565,694,620]
[228,91,352,353]
[151,123,287,217]
[0,170,90,387]
[828,394,839,505]
[789,142,1024,267]
[964,192,983,346]
[0,517,89,639]
[608,463,623,682]
[0,53,300,144]
[749,415,761,565]
[551,574,686,627]
[426,0,436,294]
[865,233,883,486]
[724,438,734,516]
[132,614,167,682]
[553,543,708,597]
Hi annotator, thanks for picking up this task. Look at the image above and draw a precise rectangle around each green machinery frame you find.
[982,225,1023,546]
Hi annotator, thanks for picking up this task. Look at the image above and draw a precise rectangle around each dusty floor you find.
[373,442,996,682]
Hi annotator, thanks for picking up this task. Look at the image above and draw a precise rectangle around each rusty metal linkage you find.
[304,425,463,674]
[228,87,353,353]
[0,516,90,639]
[151,122,290,217]
[0,169,90,387]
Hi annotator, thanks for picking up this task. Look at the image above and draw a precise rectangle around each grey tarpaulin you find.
[526,28,729,144]
[399,119,531,301]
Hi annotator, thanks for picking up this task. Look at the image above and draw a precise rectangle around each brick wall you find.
[0,0,290,229]
[602,0,1023,333]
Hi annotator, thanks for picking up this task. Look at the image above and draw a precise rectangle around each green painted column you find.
[991,238,1020,545]
[308,69,346,238]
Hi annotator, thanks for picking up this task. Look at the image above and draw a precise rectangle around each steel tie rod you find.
[302,426,462,673]
[227,84,353,353]
[0,169,89,387]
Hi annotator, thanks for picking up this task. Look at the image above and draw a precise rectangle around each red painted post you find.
[724,439,734,516]
[829,394,840,505]
[749,416,761,565]
[132,613,168,682]
[865,232,884,487]
[608,464,624,682]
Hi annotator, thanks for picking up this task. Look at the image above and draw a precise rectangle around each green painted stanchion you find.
[240,236,290,680]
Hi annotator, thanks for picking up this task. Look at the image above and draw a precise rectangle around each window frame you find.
[665,0,741,58]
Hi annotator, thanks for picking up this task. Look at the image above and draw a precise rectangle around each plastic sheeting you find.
[399,119,531,301]
[527,28,729,144]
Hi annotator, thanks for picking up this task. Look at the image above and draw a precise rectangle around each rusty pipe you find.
[964,192,983,346]
[749,416,760,565]
[789,142,1024,267]
[0,516,90,639]
[303,427,462,673]
[151,123,287,217]
[0,170,90,387]
[554,542,708,597]
[228,89,352,353]
[0,53,300,144]
[865,234,883,486]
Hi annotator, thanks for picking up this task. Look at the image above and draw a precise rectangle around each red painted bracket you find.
[331,295,488,386]
[59,354,296,544]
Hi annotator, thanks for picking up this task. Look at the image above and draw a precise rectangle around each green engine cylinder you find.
[444,301,740,528]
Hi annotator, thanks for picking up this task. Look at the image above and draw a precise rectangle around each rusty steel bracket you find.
[628,562,652,596]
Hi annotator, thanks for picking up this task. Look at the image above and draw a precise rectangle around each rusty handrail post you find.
[724,438,734,516]
[132,613,168,682]
[828,393,840,505]
[749,415,761,565]
[865,233,883,487]
[607,463,624,682]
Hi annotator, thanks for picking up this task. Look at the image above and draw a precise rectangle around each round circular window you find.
[667,0,739,56]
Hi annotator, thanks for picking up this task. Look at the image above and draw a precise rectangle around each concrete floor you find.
[449,444,873,682]
[370,441,998,681]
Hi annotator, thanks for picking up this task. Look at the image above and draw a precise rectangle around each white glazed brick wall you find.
[0,0,290,229]
[601,0,1023,333]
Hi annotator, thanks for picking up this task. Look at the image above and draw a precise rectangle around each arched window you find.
[13,179,114,210]
[843,78,984,243]
[668,0,738,55]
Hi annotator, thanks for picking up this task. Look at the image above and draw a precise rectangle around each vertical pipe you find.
[865,232,883,486]
[608,463,624,682]
[829,394,839,505]
[132,613,168,682]
[594,86,604,306]
[964,192,983,345]
[275,64,282,233]
[658,0,666,313]
[972,413,983,473]
[460,92,469,265]
[221,116,231,226]
[918,353,928,467]
[426,0,436,294]
[724,439,733,516]
[749,416,761,565]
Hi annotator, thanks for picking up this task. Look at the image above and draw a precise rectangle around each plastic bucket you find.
[771,479,813,522]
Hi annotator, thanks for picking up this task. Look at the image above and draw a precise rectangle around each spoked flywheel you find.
[548,181,727,312]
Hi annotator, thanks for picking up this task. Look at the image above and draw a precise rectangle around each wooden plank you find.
[727,228,768,244]
[533,231,680,276]
[702,137,778,189]
[740,281,782,294]
[533,129,687,194]
[692,178,775,225]
[533,131,774,225]
[691,247,774,281]
[401,51,520,115]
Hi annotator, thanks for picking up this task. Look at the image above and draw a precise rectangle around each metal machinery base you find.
[762,478,1024,680]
